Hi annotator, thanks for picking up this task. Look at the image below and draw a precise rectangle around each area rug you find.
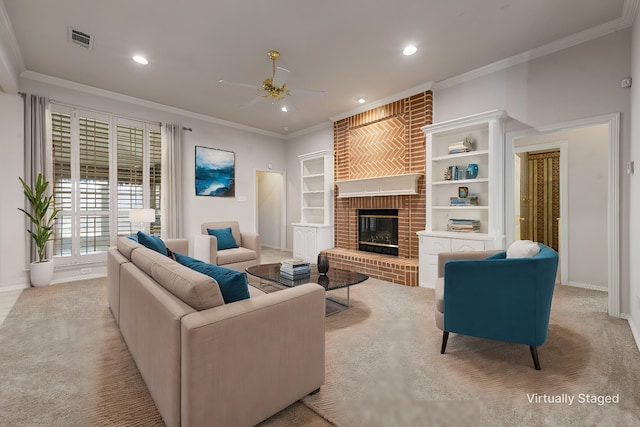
[0,279,164,426]
[301,279,640,426]
[1,278,640,426]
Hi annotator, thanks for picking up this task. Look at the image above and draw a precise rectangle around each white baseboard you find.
[620,314,640,354]
[0,283,29,292]
[50,272,106,285]
[562,281,608,292]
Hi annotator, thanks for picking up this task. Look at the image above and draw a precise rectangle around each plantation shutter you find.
[50,103,162,265]
[78,117,111,254]
[51,111,72,256]
[149,129,162,235]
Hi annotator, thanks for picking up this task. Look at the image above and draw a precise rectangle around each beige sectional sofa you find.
[107,236,325,427]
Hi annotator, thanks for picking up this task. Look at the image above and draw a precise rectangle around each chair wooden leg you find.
[529,345,541,370]
[441,331,449,354]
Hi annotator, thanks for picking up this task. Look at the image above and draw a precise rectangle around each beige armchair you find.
[194,221,261,271]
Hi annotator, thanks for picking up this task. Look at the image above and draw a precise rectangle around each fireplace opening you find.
[358,209,399,256]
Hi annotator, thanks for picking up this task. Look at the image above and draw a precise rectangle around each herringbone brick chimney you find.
[324,91,432,286]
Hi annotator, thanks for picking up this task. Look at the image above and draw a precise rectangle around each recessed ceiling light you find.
[402,45,417,56]
[357,97,367,104]
[132,55,148,65]
[281,106,288,112]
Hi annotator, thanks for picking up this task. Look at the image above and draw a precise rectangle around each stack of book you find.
[280,258,311,280]
[447,218,480,233]
[450,195,479,206]
[448,140,472,154]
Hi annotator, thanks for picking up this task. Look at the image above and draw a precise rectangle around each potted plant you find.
[18,173,59,287]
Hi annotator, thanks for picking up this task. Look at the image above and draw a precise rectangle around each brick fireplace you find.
[323,91,432,286]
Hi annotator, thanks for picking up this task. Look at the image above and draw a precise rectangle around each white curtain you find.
[161,124,183,238]
[23,94,52,262]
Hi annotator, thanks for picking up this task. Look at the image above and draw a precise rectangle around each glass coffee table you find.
[246,263,368,315]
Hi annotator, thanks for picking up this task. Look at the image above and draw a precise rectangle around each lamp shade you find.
[129,208,155,223]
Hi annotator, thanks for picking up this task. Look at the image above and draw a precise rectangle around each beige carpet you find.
[1,278,639,426]
[302,279,640,426]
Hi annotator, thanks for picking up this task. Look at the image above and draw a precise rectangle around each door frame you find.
[505,112,620,317]
[511,141,568,285]
[254,169,287,250]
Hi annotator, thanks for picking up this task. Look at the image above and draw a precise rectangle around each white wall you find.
[514,125,609,289]
[285,125,333,249]
[180,125,286,252]
[0,92,28,288]
[629,8,640,344]
[434,29,632,313]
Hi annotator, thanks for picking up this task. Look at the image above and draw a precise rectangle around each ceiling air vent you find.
[68,27,94,49]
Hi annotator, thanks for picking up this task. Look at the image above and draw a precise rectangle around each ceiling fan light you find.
[402,45,417,56]
[132,55,148,65]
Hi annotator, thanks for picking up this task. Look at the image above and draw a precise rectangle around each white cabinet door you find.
[304,227,318,260]
[293,226,306,260]
[419,235,490,288]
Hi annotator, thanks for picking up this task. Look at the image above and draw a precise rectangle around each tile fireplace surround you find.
[327,91,432,286]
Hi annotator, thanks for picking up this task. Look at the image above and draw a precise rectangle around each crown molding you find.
[329,81,433,123]
[434,0,638,91]
[284,120,332,140]
[20,70,288,139]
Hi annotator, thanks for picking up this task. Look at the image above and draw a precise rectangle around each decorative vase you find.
[317,274,330,288]
[30,260,54,287]
[466,163,479,179]
[317,254,329,274]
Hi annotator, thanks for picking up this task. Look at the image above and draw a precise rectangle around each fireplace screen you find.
[358,209,399,256]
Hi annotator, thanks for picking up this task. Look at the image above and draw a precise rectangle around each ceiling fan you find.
[219,50,326,107]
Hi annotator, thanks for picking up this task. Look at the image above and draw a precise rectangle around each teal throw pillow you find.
[174,253,250,303]
[207,227,239,250]
[485,251,506,260]
[137,231,168,256]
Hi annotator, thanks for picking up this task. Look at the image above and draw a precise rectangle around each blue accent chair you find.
[435,244,559,370]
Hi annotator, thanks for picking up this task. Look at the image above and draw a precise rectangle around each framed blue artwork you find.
[195,146,235,197]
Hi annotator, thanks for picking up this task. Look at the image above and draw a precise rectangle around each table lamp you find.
[129,208,155,234]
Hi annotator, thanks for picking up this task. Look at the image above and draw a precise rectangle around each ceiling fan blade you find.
[219,79,261,90]
[272,67,290,88]
[289,88,326,98]
[240,96,264,109]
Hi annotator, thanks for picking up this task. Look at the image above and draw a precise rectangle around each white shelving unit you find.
[418,110,507,287]
[293,150,334,263]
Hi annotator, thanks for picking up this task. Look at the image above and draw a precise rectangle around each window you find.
[51,105,161,264]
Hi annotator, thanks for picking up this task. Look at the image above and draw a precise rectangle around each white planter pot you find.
[30,260,54,287]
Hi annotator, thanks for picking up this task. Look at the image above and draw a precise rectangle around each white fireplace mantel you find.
[335,173,422,198]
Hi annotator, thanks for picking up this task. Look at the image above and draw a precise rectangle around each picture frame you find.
[195,146,235,197]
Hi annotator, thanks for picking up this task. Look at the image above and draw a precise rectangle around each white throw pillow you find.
[506,240,540,259]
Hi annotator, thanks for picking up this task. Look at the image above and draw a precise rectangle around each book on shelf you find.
[450,195,479,206]
[447,218,480,233]
[447,140,472,154]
